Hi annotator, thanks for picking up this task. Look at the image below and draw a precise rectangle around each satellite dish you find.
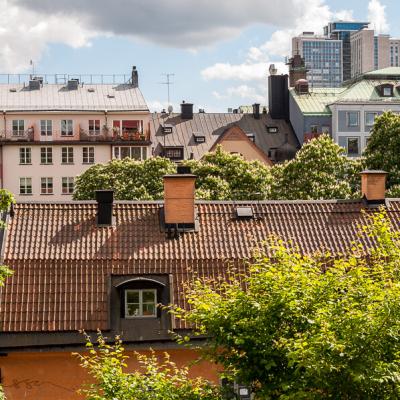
[168,105,173,114]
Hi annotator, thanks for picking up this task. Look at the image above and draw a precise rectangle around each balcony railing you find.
[0,129,34,141]
[79,128,150,142]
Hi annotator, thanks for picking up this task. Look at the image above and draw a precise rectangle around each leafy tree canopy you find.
[76,333,222,400]
[270,134,363,200]
[365,111,400,188]
[173,211,400,399]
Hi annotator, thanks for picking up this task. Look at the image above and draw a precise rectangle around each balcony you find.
[0,128,34,142]
[79,127,151,143]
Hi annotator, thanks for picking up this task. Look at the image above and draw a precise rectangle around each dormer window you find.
[378,84,394,97]
[246,133,255,142]
[162,124,173,134]
[267,126,278,134]
[125,289,157,318]
[193,134,206,143]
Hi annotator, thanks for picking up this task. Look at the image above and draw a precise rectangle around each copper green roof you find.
[289,87,345,116]
[364,67,400,78]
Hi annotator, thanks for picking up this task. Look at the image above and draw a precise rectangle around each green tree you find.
[76,333,222,400]
[270,135,362,200]
[174,211,400,399]
[73,147,272,201]
[365,111,400,188]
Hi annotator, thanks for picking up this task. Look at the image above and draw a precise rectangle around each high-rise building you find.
[350,29,390,78]
[292,32,343,87]
[324,22,369,82]
[390,38,400,67]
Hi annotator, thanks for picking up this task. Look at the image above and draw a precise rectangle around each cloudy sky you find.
[2,0,399,111]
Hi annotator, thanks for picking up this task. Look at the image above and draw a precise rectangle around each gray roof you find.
[0,83,148,112]
[150,112,299,160]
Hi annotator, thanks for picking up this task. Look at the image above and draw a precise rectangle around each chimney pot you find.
[360,170,387,205]
[252,103,260,119]
[95,190,115,226]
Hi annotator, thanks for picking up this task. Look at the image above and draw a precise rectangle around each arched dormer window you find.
[377,83,394,97]
[115,277,166,319]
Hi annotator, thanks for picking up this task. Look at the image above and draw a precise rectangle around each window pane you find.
[142,290,155,303]
[121,147,130,159]
[347,138,359,155]
[130,147,141,160]
[126,291,140,303]
[127,304,140,317]
[348,112,358,127]
[365,113,377,126]
[142,304,156,316]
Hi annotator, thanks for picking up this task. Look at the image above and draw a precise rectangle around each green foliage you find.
[174,211,400,399]
[270,135,363,200]
[76,333,222,400]
[365,111,400,188]
[182,146,272,200]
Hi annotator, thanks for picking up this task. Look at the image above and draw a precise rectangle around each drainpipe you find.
[1,111,6,187]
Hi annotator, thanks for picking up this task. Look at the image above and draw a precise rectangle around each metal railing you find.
[0,74,132,85]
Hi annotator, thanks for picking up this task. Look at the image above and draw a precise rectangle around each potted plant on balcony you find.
[112,126,120,140]
[122,130,129,141]
[139,132,146,141]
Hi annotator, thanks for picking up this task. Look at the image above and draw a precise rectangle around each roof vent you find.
[107,94,115,99]
[88,88,95,93]
[67,79,79,90]
[194,134,206,143]
[9,88,17,93]
[29,80,41,90]
[295,79,309,94]
[236,206,254,220]
[163,124,173,134]
[95,190,115,227]
[199,108,205,113]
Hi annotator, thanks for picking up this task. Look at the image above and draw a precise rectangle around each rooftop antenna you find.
[160,73,175,112]
[30,59,35,77]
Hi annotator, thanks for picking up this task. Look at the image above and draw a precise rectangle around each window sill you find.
[40,193,54,196]
[82,162,95,165]
[19,193,33,196]
[19,163,32,166]
[40,163,53,165]
[61,193,73,195]
[61,163,74,165]
[124,316,158,319]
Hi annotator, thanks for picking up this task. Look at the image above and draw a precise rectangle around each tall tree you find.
[174,211,400,399]
[365,111,400,188]
[270,134,362,200]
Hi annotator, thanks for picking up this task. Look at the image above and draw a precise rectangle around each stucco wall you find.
[1,349,220,400]
[218,139,270,164]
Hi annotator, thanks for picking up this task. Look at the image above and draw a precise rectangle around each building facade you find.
[390,38,400,67]
[324,21,369,82]
[0,69,151,201]
[292,33,343,87]
[350,29,390,78]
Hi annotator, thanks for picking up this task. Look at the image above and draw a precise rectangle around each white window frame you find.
[19,177,32,195]
[12,120,25,136]
[383,87,393,97]
[321,126,330,135]
[124,289,157,318]
[113,146,147,160]
[40,147,53,164]
[88,119,101,135]
[40,120,52,137]
[61,120,73,136]
[347,112,359,127]
[40,177,53,195]
[82,147,95,164]
[61,147,74,164]
[19,147,31,165]
[365,112,378,128]
[347,137,360,156]
[62,177,74,195]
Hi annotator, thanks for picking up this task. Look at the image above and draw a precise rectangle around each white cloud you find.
[368,0,389,34]
[213,85,265,103]
[0,0,97,72]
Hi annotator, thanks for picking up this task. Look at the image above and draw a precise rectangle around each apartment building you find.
[292,32,343,87]
[0,68,150,201]
[390,38,400,67]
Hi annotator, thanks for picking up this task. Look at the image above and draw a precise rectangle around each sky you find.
[1,0,399,112]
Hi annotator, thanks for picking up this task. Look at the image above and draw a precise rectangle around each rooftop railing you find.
[0,74,132,85]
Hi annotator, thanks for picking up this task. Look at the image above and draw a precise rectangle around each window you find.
[310,125,318,134]
[61,147,74,164]
[40,147,53,164]
[365,112,378,127]
[83,147,95,164]
[19,177,32,195]
[125,289,157,318]
[347,112,359,127]
[266,126,279,134]
[322,126,330,134]
[162,124,173,134]
[61,120,73,136]
[163,147,184,160]
[383,87,393,97]
[40,177,53,195]
[113,146,147,160]
[62,177,74,194]
[40,120,52,136]
[347,137,360,156]
[194,135,206,143]
[12,120,24,136]
[88,120,100,135]
[19,147,31,164]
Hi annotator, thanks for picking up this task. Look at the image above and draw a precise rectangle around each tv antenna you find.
[160,73,175,109]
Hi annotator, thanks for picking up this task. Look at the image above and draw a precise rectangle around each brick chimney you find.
[360,170,387,205]
[163,166,196,229]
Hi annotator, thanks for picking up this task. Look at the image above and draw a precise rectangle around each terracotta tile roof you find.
[1,199,400,332]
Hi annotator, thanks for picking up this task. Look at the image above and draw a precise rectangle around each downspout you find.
[1,111,6,188]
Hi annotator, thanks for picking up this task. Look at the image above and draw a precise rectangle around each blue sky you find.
[2,0,400,112]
